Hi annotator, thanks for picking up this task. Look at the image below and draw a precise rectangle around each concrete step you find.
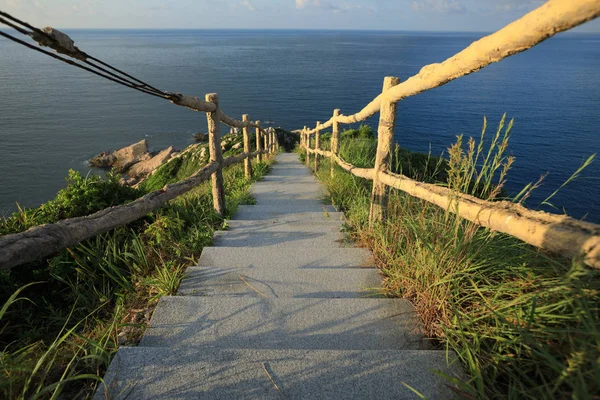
[213,220,349,248]
[179,246,379,298]
[95,347,459,400]
[224,218,344,230]
[250,184,328,202]
[178,265,381,298]
[141,297,421,350]
[233,205,341,221]
[197,247,371,268]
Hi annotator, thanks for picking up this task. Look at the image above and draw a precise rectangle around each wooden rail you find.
[0,92,279,270]
[300,0,600,269]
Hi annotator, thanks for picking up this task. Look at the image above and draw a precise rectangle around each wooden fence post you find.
[242,114,253,179]
[305,128,311,167]
[369,76,401,225]
[267,129,272,155]
[205,93,226,216]
[263,130,268,157]
[331,109,340,178]
[302,126,307,152]
[314,121,321,171]
[255,121,262,163]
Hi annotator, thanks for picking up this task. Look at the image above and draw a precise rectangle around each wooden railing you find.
[300,0,600,269]
[0,90,279,270]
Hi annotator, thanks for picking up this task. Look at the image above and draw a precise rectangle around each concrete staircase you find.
[95,153,460,399]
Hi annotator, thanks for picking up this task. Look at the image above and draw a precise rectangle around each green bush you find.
[0,170,140,236]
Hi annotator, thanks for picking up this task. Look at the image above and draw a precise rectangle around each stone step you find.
[233,205,341,220]
[197,247,370,268]
[178,265,381,298]
[95,347,459,400]
[250,184,327,202]
[141,296,421,350]
[179,247,379,298]
[213,220,348,248]
[224,218,344,230]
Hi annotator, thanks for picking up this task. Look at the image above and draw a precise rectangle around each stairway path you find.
[96,153,460,399]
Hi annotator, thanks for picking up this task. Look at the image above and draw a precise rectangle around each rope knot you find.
[30,27,87,61]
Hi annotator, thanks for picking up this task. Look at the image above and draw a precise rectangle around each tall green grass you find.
[306,116,599,399]
[0,159,273,399]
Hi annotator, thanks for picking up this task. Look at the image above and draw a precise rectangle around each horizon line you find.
[1,27,596,35]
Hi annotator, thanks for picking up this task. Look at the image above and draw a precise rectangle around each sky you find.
[0,0,599,32]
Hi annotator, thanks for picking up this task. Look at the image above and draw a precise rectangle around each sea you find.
[0,30,599,222]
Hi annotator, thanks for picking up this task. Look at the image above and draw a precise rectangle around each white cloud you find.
[494,0,546,13]
[240,0,256,11]
[295,0,368,13]
[295,0,320,10]
[411,0,467,14]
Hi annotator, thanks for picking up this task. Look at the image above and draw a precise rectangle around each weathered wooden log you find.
[331,109,341,178]
[170,94,217,113]
[369,77,401,225]
[332,154,374,180]
[377,170,600,269]
[0,161,219,270]
[263,131,268,158]
[242,114,253,179]
[0,148,276,270]
[305,126,311,167]
[255,121,262,163]
[302,0,600,135]
[314,121,321,171]
[205,93,226,216]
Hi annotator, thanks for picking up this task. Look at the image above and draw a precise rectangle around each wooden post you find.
[302,126,307,153]
[331,109,340,177]
[369,76,401,225]
[205,93,226,216]
[314,121,321,171]
[255,121,262,163]
[242,114,253,179]
[305,128,311,167]
[263,130,268,157]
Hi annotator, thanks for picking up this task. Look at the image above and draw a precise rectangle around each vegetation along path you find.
[95,152,460,399]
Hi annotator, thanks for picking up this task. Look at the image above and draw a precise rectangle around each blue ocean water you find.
[0,30,599,221]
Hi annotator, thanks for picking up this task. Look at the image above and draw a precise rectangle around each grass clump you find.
[305,115,599,399]
[0,157,273,399]
[1,170,140,236]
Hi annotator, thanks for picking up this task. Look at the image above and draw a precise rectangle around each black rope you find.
[0,29,169,100]
[86,56,166,95]
[0,11,171,99]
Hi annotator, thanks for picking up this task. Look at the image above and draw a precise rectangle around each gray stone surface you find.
[141,296,421,349]
[95,153,460,399]
[234,204,341,220]
[197,246,372,268]
[177,265,382,298]
[95,347,461,400]
[214,217,348,248]
[179,247,380,298]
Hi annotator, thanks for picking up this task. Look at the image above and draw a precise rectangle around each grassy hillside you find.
[302,119,599,399]
[0,152,273,398]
